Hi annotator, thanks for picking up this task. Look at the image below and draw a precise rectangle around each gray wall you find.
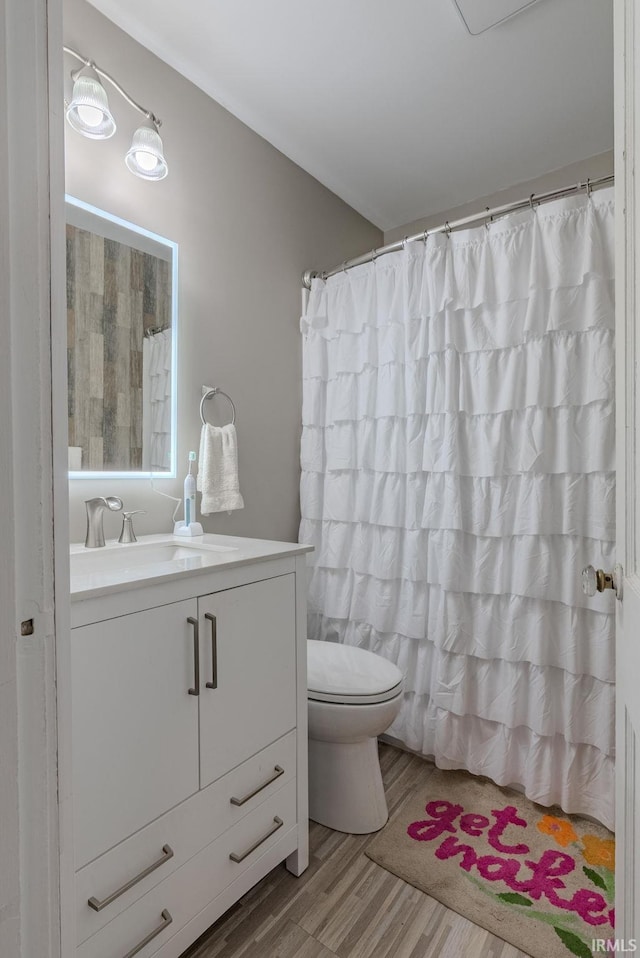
[384,151,614,245]
[64,0,382,544]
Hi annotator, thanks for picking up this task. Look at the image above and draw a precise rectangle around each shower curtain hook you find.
[371,247,378,263]
[422,230,428,245]
[402,235,409,250]
[529,193,536,212]
[586,178,592,198]
[485,207,492,231]
[342,261,348,274]
[444,221,452,238]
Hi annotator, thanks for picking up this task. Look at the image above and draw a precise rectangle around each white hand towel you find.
[197,423,244,514]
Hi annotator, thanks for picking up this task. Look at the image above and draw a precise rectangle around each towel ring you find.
[200,387,236,426]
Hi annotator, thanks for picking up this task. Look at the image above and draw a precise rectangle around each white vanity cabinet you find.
[198,574,297,788]
[72,599,201,867]
[69,540,310,958]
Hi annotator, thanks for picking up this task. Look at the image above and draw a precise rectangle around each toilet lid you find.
[307,641,403,705]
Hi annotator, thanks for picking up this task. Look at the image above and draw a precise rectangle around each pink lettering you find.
[408,794,615,934]
[488,806,530,855]
[570,889,609,927]
[460,813,490,837]
[407,800,463,843]
[508,849,575,909]
[475,855,522,883]
[435,835,477,872]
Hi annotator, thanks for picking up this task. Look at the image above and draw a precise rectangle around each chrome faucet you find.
[84,496,123,548]
[118,510,146,544]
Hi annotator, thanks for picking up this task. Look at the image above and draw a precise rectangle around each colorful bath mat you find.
[365,767,615,958]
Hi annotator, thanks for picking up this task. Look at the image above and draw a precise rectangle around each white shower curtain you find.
[142,329,172,471]
[300,189,616,828]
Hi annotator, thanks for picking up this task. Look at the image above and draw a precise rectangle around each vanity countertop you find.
[70,532,313,602]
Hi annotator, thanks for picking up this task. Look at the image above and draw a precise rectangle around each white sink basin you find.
[70,541,234,577]
[70,535,238,596]
[69,532,313,602]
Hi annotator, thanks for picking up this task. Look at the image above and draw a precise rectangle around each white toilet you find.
[307,640,404,834]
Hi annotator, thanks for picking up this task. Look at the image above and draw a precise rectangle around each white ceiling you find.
[87,0,613,231]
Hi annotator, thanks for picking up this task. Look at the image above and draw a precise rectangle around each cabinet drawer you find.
[77,783,298,958]
[76,730,297,945]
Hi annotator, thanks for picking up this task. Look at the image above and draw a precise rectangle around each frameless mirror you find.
[66,196,178,477]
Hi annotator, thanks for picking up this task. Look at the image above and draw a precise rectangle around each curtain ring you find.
[422,230,428,245]
[485,207,491,231]
[371,248,378,262]
[529,193,536,211]
[444,221,451,237]
[402,235,409,250]
[586,177,592,198]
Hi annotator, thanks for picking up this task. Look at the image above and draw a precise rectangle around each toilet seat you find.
[307,640,403,706]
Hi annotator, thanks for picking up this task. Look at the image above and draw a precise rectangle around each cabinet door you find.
[72,600,200,868]
[198,574,297,789]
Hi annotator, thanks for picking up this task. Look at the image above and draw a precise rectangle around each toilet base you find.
[308,736,389,834]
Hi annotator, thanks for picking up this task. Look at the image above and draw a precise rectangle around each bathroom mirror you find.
[66,196,178,477]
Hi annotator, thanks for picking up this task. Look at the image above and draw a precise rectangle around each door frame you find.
[0,0,69,954]
[615,0,640,941]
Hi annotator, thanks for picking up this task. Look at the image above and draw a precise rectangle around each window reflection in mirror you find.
[65,197,177,477]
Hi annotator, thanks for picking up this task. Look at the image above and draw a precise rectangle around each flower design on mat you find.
[536,815,578,847]
[581,834,615,870]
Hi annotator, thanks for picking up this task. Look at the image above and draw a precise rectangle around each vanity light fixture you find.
[66,73,116,139]
[64,46,168,181]
[125,125,168,181]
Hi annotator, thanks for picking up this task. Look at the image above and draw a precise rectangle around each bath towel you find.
[197,423,244,514]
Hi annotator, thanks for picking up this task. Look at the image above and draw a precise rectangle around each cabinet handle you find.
[187,616,199,695]
[87,844,174,912]
[204,612,217,689]
[122,909,173,958]
[229,816,283,863]
[230,766,285,806]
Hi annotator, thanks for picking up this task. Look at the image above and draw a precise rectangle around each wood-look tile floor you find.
[182,745,530,958]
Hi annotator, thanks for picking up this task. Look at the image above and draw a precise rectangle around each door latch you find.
[582,564,623,601]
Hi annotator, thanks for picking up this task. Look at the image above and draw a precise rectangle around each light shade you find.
[66,75,116,139]
[125,126,168,180]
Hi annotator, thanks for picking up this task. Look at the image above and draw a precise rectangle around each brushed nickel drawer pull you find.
[229,816,283,863]
[122,909,173,958]
[187,616,199,695]
[204,612,217,689]
[230,766,285,807]
[87,845,174,912]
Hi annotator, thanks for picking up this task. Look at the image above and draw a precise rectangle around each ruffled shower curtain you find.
[142,329,172,471]
[300,189,616,828]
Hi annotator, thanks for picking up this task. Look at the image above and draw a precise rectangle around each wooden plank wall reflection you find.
[66,225,171,471]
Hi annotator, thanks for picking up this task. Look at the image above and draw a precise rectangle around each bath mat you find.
[365,767,615,958]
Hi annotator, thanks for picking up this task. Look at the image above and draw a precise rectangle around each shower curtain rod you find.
[302,173,614,289]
